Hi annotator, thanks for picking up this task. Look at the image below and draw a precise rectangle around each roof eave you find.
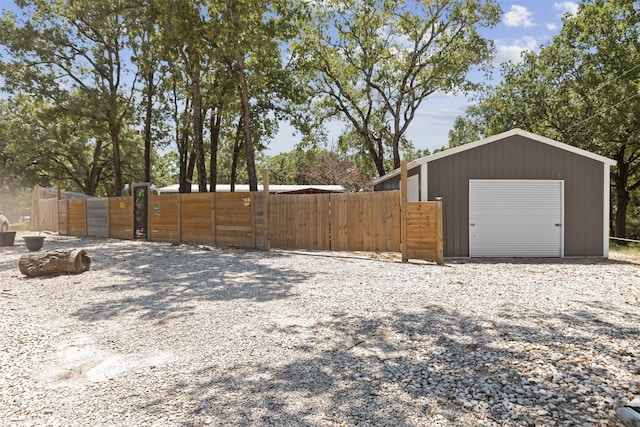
[373,128,617,185]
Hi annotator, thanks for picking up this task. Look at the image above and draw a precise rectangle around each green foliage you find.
[0,0,499,197]
[610,242,640,257]
[151,152,179,189]
[0,0,139,195]
[257,151,310,185]
[293,0,500,176]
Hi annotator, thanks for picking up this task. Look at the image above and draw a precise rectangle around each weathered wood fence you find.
[55,190,442,264]
[47,163,444,264]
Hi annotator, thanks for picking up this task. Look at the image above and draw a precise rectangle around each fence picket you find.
[54,189,442,263]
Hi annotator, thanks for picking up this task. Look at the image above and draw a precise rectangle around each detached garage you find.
[373,128,616,258]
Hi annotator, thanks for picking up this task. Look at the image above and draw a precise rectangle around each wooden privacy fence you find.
[55,163,443,264]
[268,192,401,252]
[147,192,257,247]
[60,192,259,249]
[36,198,59,232]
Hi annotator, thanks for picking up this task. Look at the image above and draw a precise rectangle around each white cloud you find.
[415,107,465,123]
[494,36,539,64]
[553,2,579,16]
[546,23,558,31]
[503,5,535,28]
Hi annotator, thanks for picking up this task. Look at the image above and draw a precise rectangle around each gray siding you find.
[373,166,420,192]
[427,135,604,257]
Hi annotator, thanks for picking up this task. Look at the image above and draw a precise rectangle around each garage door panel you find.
[469,180,563,257]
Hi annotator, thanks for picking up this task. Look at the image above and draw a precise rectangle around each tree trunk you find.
[143,70,155,183]
[19,249,91,277]
[110,121,123,196]
[614,176,629,239]
[189,67,208,193]
[209,105,222,193]
[180,48,207,193]
[613,149,630,239]
[361,132,386,177]
[187,150,196,191]
[178,134,190,193]
[84,139,103,196]
[234,51,258,191]
[392,133,401,170]
[230,117,244,192]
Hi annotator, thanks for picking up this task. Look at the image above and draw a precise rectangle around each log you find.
[618,396,640,427]
[19,249,91,277]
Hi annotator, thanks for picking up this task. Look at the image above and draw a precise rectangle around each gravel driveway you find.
[1,233,639,426]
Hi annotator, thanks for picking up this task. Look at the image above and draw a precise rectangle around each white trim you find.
[603,164,611,257]
[420,163,428,201]
[407,175,419,202]
[372,128,617,185]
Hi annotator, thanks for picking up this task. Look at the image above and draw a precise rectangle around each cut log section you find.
[19,249,91,277]
[618,396,640,427]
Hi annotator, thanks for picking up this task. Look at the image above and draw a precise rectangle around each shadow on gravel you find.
[155,302,639,426]
[66,239,310,323]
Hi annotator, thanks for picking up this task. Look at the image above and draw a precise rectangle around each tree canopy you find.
[0,0,502,201]
[292,0,500,176]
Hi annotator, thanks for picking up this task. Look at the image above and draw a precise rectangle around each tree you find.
[154,0,211,192]
[0,95,111,195]
[293,0,500,177]
[0,0,138,195]
[128,0,169,183]
[214,0,304,191]
[448,105,486,147]
[450,0,640,239]
[300,150,374,192]
[258,147,375,191]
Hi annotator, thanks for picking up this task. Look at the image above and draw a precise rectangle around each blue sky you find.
[268,1,581,155]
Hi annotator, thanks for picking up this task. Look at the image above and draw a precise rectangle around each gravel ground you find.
[1,232,639,426]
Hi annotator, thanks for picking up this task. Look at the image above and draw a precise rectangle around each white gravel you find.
[1,232,639,426]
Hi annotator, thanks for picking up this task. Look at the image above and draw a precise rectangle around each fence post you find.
[83,199,88,237]
[401,161,408,262]
[178,193,183,243]
[250,192,257,249]
[263,169,271,251]
[436,197,444,265]
[210,193,215,245]
[32,184,40,232]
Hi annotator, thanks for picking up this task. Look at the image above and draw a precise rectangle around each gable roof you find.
[372,128,617,185]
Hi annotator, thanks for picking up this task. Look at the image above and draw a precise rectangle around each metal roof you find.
[373,128,617,185]
[157,184,346,194]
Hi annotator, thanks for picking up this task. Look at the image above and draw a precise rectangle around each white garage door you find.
[469,180,564,257]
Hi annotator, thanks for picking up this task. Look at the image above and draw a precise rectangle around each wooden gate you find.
[269,193,331,250]
[330,192,400,252]
[403,201,443,264]
[400,162,443,264]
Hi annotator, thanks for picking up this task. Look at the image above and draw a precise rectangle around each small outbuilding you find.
[373,128,616,258]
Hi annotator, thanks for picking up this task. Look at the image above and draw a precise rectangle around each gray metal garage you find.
[373,128,616,258]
